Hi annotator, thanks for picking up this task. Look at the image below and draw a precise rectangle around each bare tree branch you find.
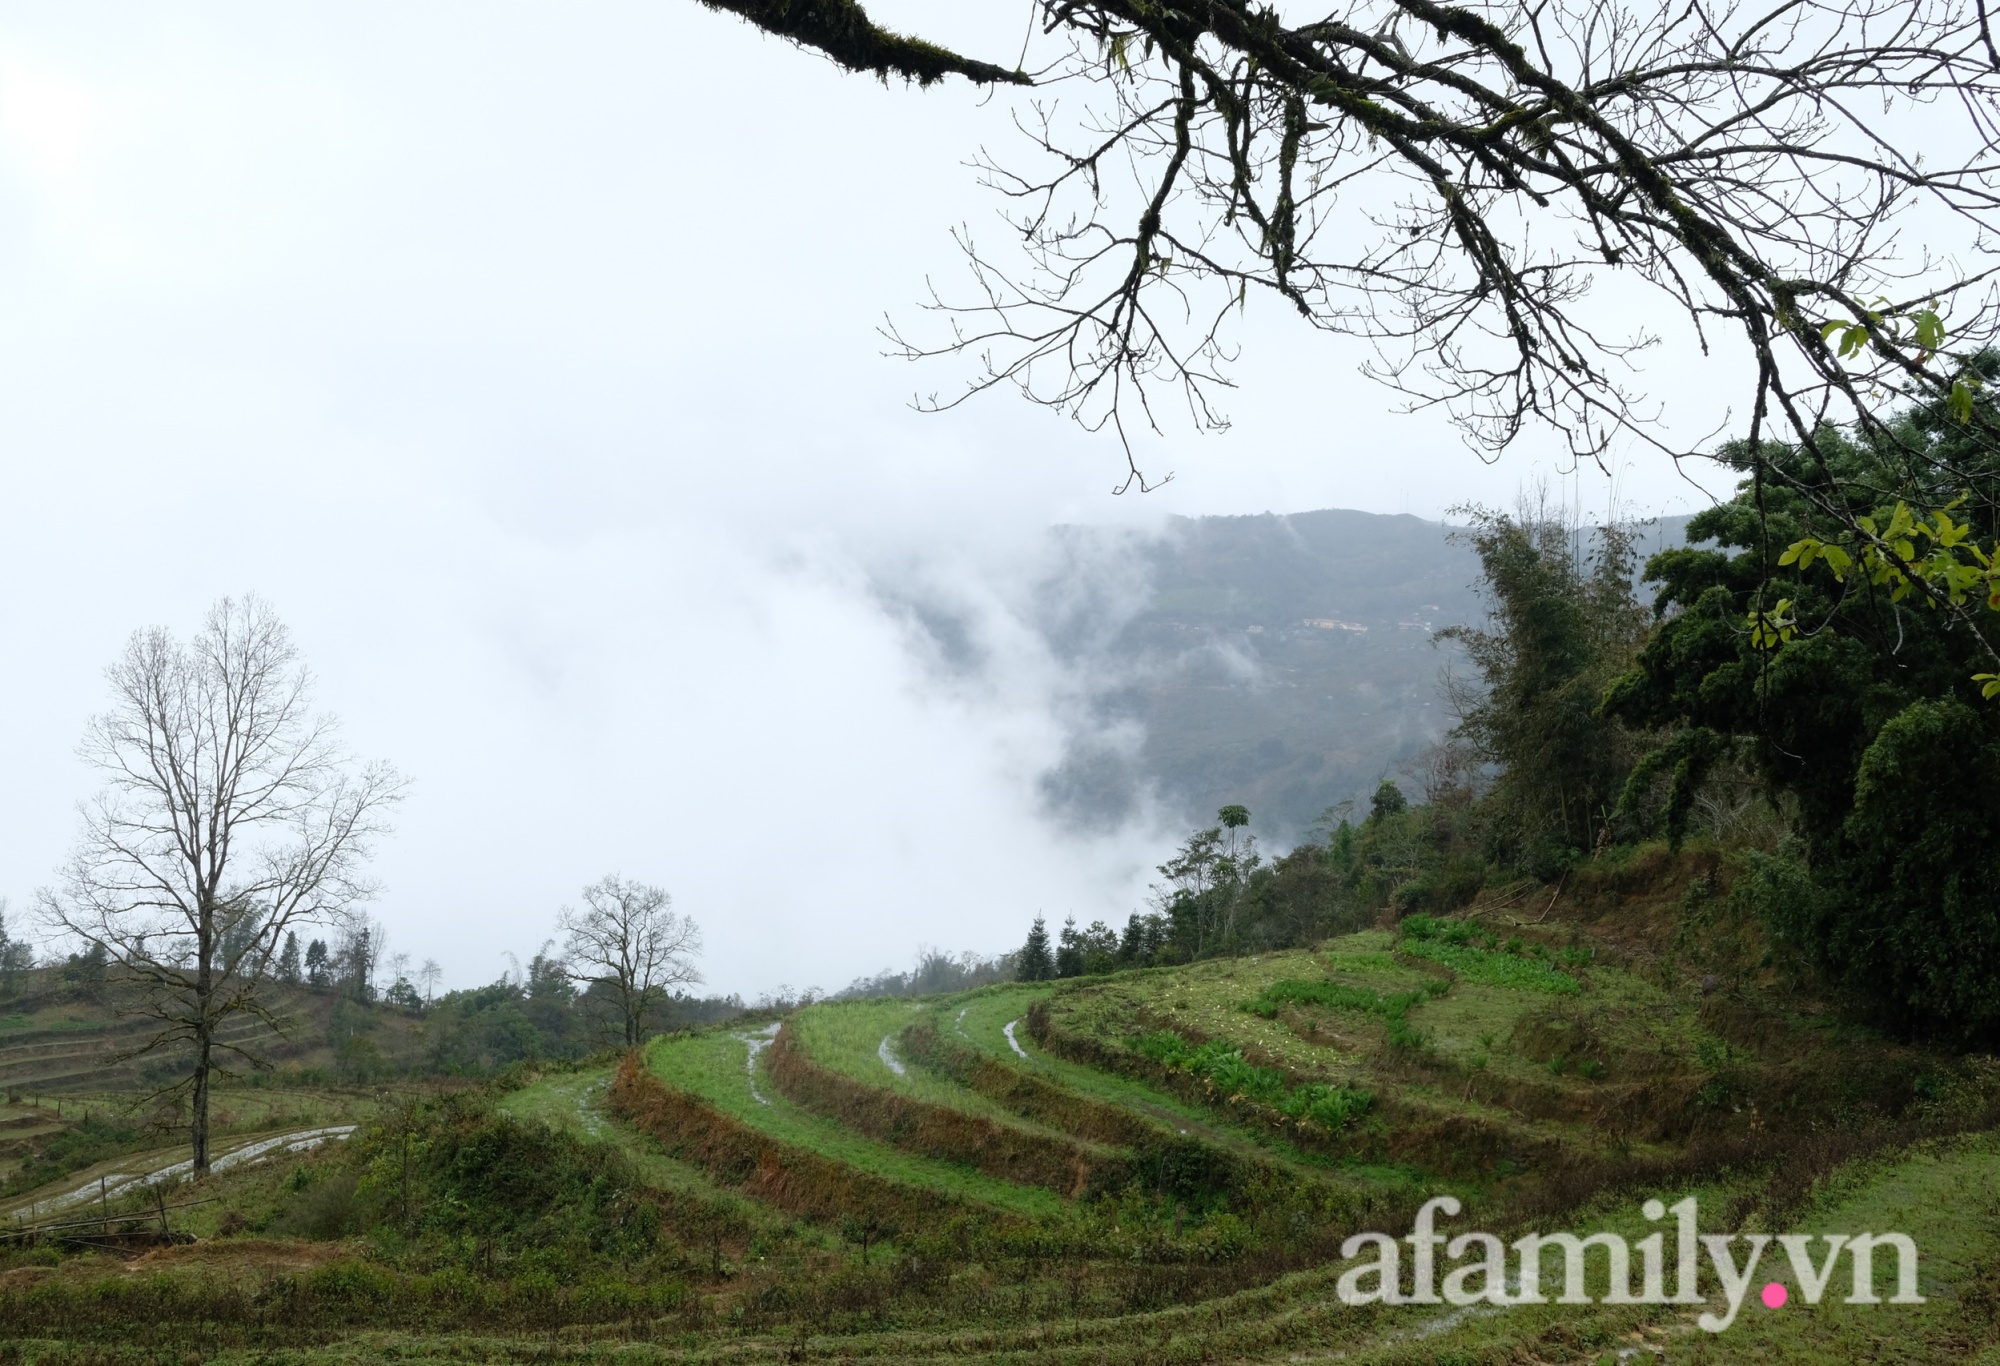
[557,875,703,1048]
[38,595,405,1173]
[732,0,2000,615]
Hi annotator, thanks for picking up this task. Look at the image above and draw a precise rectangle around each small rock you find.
[1699,974,1719,995]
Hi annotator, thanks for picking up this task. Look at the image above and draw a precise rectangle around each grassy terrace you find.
[1047,928,1764,1120]
[935,982,1375,1181]
[644,1026,1065,1217]
[788,997,1112,1148]
[498,1065,799,1234]
[1,950,1995,1362]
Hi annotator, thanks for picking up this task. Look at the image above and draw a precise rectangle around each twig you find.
[1509,875,1567,927]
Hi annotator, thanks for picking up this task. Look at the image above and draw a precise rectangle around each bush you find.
[1399,918,1580,994]
[270,1095,667,1268]
[267,1166,362,1239]
[1128,1030,1372,1130]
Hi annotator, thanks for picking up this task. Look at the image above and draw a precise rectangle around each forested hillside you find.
[1026,508,1687,843]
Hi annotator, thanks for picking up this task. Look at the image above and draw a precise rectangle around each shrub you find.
[1399,918,1581,994]
[1128,1030,1372,1130]
[270,1095,666,1267]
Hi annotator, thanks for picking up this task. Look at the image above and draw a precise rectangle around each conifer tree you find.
[1016,915,1054,982]
[277,931,301,985]
[1055,916,1083,978]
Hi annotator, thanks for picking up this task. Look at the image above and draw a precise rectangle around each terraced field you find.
[7,910,2000,1362]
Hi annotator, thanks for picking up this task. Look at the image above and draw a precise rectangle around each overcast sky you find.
[0,3,1744,998]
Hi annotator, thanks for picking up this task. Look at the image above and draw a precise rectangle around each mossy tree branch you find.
[699,0,1030,86]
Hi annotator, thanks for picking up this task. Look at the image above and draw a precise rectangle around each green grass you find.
[1400,936,1582,992]
[947,982,1244,1133]
[939,982,1385,1181]
[0,1010,100,1034]
[1666,1130,2000,1361]
[97,1130,1996,1362]
[499,1065,802,1236]
[1129,1029,1374,1129]
[1397,914,1582,992]
[789,998,1095,1144]
[0,976,1992,1364]
[1044,947,1385,1082]
[644,1028,1065,1217]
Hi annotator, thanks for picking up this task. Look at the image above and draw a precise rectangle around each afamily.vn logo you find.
[1333,1197,1922,1332]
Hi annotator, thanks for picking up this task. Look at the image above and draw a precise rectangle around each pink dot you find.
[1761,1282,1788,1309]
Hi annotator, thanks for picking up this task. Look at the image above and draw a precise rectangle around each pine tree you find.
[1017,916,1054,982]
[1055,916,1084,978]
[304,938,329,989]
[277,931,301,985]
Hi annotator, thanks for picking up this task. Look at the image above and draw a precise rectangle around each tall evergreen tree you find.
[1054,916,1083,978]
[277,931,301,985]
[1016,916,1054,982]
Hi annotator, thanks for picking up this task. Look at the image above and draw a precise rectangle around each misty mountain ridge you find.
[893,507,1690,849]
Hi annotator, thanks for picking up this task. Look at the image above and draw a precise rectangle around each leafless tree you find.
[418,957,443,1005]
[40,595,404,1173]
[1406,735,1484,808]
[715,0,2000,644]
[557,875,703,1047]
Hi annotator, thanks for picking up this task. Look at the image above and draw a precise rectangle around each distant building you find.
[1302,617,1368,633]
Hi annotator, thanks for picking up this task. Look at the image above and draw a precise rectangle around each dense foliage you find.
[1604,386,2000,1036]
[1444,508,1650,875]
[279,1094,671,1266]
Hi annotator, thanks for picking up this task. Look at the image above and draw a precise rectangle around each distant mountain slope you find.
[1033,508,1689,844]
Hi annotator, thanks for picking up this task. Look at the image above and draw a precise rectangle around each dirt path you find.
[733,1022,780,1105]
[3,1125,356,1224]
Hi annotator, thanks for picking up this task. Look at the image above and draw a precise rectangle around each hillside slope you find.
[993,508,1693,842]
[6,854,1995,1362]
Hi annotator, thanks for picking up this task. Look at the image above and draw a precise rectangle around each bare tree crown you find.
[52,596,401,958]
[40,594,403,1168]
[558,874,703,1046]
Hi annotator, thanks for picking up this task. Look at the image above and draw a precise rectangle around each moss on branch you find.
[698,0,1031,87]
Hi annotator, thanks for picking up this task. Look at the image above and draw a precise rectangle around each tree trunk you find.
[193,901,215,1175]
[191,1030,212,1174]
